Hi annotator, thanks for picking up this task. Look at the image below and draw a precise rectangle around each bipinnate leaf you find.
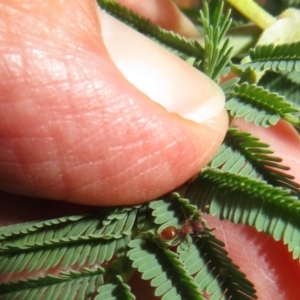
[128,237,204,300]
[226,83,300,127]
[0,214,85,241]
[0,207,138,274]
[149,196,257,299]
[96,275,135,300]
[198,0,232,81]
[259,72,300,108]
[239,42,300,73]
[186,168,300,260]
[0,267,104,300]
[178,235,257,299]
[150,195,198,233]
[210,127,300,195]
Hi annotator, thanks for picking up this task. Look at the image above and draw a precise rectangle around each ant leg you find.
[197,205,210,216]
[179,206,190,222]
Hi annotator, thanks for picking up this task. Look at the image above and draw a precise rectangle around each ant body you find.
[160,208,211,245]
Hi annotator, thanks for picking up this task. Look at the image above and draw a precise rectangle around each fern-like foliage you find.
[226,82,300,127]
[0,267,104,300]
[0,195,257,300]
[98,0,203,61]
[96,275,135,300]
[259,71,300,108]
[1,1,300,299]
[186,168,300,259]
[239,42,300,73]
[0,214,85,241]
[197,0,232,81]
[220,77,240,97]
[128,237,204,300]
[178,236,256,299]
[149,196,257,299]
[210,127,300,195]
[0,207,138,274]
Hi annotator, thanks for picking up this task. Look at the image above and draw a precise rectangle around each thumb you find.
[0,0,227,206]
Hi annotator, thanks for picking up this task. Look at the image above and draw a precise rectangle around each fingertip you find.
[100,10,227,129]
[0,0,228,206]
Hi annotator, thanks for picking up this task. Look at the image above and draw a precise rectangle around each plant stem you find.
[284,114,300,129]
[226,0,276,29]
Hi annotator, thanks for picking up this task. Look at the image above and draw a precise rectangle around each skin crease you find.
[0,0,227,205]
[0,0,299,299]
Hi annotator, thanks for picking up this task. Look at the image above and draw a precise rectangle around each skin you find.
[0,0,299,299]
[0,0,227,205]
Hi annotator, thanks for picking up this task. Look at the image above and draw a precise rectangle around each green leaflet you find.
[210,127,300,194]
[128,237,204,300]
[197,0,232,81]
[0,207,138,274]
[226,82,300,127]
[0,214,85,241]
[186,168,300,259]
[0,267,104,300]
[0,194,284,300]
[286,71,300,85]
[239,42,300,73]
[178,236,257,299]
[149,196,257,299]
[96,275,135,300]
[221,77,240,96]
[0,194,261,299]
[150,194,198,231]
[98,0,203,60]
[259,71,300,108]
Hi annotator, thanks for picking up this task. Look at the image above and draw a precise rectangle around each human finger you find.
[0,0,227,206]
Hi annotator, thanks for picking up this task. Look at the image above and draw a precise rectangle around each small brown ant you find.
[160,207,212,244]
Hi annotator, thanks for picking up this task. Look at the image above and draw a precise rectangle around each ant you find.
[159,206,213,245]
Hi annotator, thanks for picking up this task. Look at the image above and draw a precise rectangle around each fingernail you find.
[99,10,225,124]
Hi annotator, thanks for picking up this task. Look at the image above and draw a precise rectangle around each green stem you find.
[284,114,300,129]
[226,0,276,29]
